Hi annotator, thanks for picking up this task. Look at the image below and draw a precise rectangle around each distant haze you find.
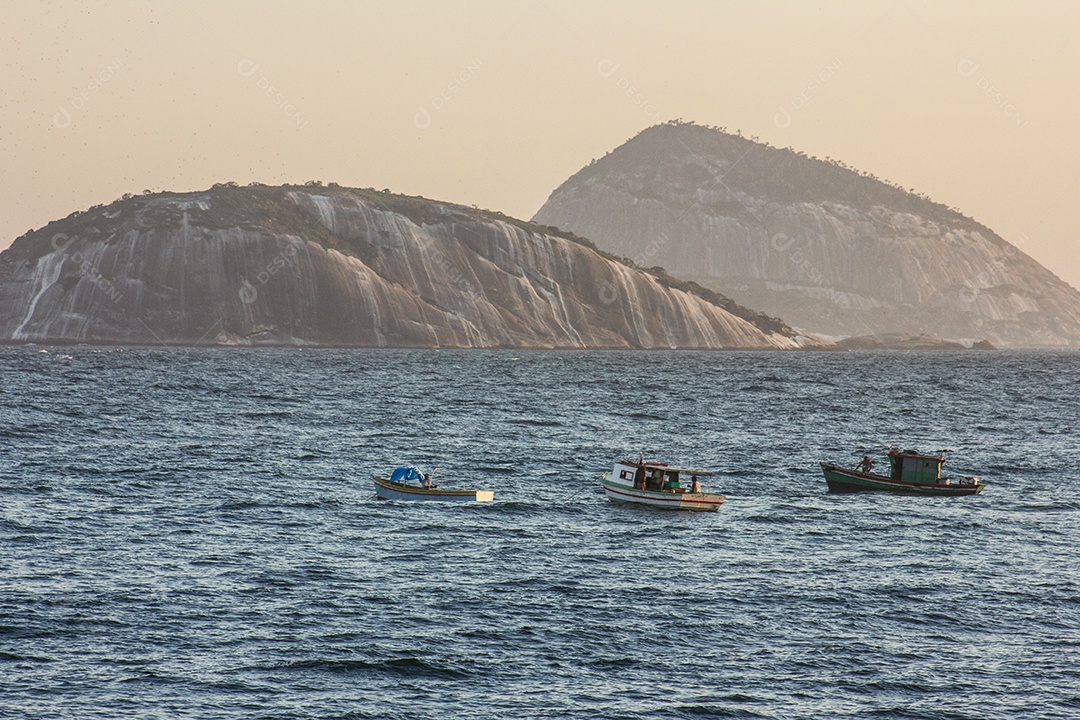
[2,1,1078,290]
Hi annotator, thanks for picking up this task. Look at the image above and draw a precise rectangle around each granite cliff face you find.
[534,122,1080,347]
[0,184,806,349]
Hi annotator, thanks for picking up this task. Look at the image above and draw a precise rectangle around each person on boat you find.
[421,472,435,489]
[690,475,701,493]
[634,457,646,490]
[857,455,873,473]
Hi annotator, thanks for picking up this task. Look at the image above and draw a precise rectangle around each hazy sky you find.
[2,1,1078,289]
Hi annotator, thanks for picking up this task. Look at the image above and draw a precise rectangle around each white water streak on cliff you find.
[354,257,387,347]
[613,264,653,347]
[309,195,338,234]
[11,253,65,340]
[672,290,722,348]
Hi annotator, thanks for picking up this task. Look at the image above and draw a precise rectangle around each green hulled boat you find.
[820,448,985,496]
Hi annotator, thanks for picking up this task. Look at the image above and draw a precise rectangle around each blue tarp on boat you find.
[390,466,423,483]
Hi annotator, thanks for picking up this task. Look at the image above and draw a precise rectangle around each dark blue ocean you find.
[1,347,1078,720]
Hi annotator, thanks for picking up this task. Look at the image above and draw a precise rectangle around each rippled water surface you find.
[2,347,1078,719]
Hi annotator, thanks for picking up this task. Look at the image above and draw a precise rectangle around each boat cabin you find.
[612,460,713,493]
[887,449,945,484]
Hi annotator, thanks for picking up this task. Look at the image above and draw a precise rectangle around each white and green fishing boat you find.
[602,457,724,511]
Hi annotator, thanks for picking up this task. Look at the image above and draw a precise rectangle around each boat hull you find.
[373,476,493,502]
[820,463,984,496]
[601,475,723,512]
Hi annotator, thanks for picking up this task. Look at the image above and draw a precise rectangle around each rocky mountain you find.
[534,122,1080,347]
[0,183,810,349]
[835,334,995,351]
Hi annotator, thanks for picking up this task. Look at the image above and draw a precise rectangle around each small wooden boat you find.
[373,466,493,502]
[820,448,985,496]
[602,457,724,511]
